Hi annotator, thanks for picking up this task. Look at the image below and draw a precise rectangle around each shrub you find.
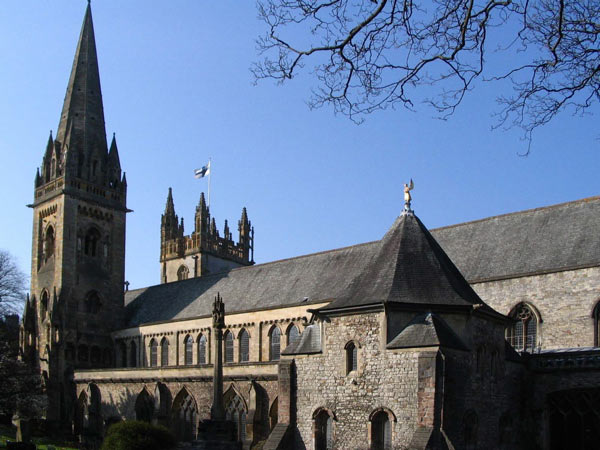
[100,421,175,450]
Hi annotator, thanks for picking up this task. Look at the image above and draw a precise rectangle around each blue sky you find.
[1,1,598,291]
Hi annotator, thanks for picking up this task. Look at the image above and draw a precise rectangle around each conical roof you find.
[55,3,107,159]
[320,211,485,311]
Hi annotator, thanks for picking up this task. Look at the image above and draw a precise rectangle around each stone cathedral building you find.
[20,4,600,450]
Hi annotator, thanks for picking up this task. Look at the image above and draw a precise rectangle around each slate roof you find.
[319,212,485,311]
[124,197,600,327]
[431,196,600,282]
[387,313,469,351]
[124,241,379,327]
[282,323,322,355]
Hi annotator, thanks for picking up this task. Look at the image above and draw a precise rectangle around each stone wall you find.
[472,267,600,349]
[291,312,421,450]
[74,368,280,443]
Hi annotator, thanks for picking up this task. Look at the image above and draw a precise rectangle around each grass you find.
[0,424,79,450]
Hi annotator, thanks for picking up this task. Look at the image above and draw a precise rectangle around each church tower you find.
[160,190,254,283]
[21,4,128,426]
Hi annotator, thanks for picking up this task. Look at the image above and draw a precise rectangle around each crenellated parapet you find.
[160,190,254,283]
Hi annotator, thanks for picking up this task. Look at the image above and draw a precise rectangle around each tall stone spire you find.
[56,2,108,177]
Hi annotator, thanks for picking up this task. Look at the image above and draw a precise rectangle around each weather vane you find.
[403,179,414,212]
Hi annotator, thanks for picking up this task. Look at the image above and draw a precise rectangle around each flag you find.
[194,162,210,179]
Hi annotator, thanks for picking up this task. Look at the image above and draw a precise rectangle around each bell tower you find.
[22,3,128,426]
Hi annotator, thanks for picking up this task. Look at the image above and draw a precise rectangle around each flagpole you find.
[208,158,212,209]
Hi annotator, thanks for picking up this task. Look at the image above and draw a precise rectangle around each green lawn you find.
[0,424,79,450]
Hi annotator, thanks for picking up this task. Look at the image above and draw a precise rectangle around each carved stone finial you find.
[212,292,225,329]
[403,179,414,213]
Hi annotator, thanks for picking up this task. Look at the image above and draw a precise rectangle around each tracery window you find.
[225,331,234,363]
[506,303,540,352]
[239,329,249,362]
[184,335,193,365]
[345,341,357,374]
[161,337,169,366]
[198,334,207,365]
[149,339,158,367]
[177,265,189,281]
[225,393,247,443]
[270,326,281,361]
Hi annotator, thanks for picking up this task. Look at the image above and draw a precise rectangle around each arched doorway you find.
[172,388,198,442]
[135,388,154,423]
[313,408,334,450]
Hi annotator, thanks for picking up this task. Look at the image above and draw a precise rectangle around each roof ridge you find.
[244,240,378,269]
[431,195,600,232]
[125,240,380,292]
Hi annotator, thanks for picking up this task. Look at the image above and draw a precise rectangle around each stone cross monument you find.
[211,292,226,420]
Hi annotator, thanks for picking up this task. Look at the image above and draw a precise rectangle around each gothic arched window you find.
[85,291,101,314]
[84,228,101,257]
[118,341,127,368]
[239,329,250,362]
[198,334,207,365]
[507,303,540,352]
[149,339,158,367]
[224,331,234,363]
[43,226,55,262]
[287,324,300,346]
[225,391,248,443]
[184,335,193,365]
[345,341,357,374]
[161,337,169,366]
[130,341,137,367]
[40,290,49,322]
[270,326,281,361]
[177,265,189,281]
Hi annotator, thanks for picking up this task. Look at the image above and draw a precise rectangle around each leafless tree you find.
[253,0,600,146]
[0,249,27,316]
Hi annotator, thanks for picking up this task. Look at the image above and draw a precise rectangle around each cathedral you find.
[20,4,600,450]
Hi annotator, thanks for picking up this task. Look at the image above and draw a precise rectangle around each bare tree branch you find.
[0,249,27,316]
[253,0,600,138]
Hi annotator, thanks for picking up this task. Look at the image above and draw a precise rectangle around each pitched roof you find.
[125,242,379,327]
[282,323,322,355]
[319,212,484,311]
[431,196,600,282]
[387,313,469,350]
[125,197,600,327]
